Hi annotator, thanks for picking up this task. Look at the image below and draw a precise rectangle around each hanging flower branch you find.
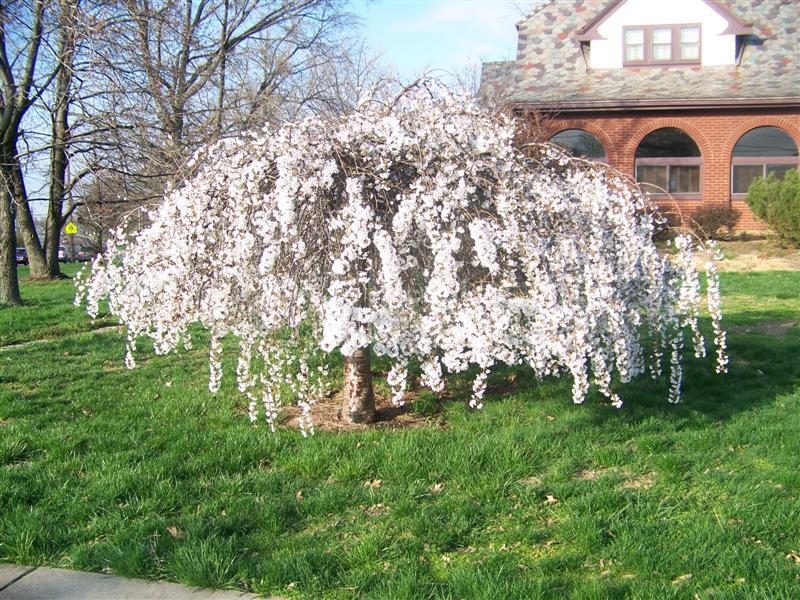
[76,81,727,432]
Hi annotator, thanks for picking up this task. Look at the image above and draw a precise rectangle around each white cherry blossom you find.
[76,82,727,430]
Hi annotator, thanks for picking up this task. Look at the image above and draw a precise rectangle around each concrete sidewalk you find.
[0,564,266,599]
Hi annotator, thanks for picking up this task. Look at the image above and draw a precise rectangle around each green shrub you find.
[688,204,741,240]
[746,175,772,220]
[747,170,800,245]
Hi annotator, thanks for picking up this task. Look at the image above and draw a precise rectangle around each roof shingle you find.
[479,0,800,107]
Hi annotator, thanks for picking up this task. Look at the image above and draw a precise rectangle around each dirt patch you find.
[712,254,800,272]
[283,391,440,433]
[2,382,37,396]
[0,325,122,353]
[520,476,542,487]
[576,467,617,481]
[693,239,800,272]
[363,503,389,517]
[620,471,657,491]
[729,320,798,338]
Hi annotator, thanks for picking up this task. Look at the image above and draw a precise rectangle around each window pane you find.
[550,129,606,160]
[636,128,701,158]
[626,44,644,61]
[637,165,668,192]
[733,127,799,157]
[669,166,700,193]
[681,44,700,60]
[653,44,672,61]
[625,29,644,44]
[732,165,764,194]
[653,28,672,44]
[680,27,700,43]
[766,164,799,180]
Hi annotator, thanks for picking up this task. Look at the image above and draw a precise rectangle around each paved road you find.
[0,564,268,599]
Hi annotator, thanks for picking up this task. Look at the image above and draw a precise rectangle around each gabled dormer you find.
[575,0,753,69]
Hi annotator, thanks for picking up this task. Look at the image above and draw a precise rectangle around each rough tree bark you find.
[0,187,21,306]
[341,347,375,424]
[44,131,68,277]
[6,157,48,277]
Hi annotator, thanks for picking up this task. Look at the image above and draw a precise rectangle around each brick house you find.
[479,0,800,231]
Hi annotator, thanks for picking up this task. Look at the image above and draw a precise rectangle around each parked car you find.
[58,246,68,262]
[75,249,92,262]
[16,247,28,265]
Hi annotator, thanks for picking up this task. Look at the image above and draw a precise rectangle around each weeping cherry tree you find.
[76,82,727,432]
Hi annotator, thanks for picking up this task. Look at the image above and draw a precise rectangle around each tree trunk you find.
[342,347,375,424]
[43,0,78,278]
[3,154,48,278]
[45,111,69,276]
[0,187,22,306]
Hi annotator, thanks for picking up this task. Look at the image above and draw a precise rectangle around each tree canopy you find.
[77,82,727,432]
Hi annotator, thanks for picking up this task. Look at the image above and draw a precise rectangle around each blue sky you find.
[352,1,536,79]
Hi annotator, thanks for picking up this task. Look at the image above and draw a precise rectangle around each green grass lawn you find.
[1,268,799,598]
[0,264,116,346]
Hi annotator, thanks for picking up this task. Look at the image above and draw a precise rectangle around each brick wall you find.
[529,106,800,232]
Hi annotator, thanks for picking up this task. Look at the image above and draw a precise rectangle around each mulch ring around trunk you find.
[282,390,446,433]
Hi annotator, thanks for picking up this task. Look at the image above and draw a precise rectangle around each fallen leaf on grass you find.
[295,490,304,501]
[786,551,800,564]
[429,482,444,494]
[363,479,382,488]
[166,525,184,540]
[364,503,386,516]
[544,495,559,505]
[672,573,693,585]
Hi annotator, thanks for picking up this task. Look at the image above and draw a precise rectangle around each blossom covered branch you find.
[76,82,727,431]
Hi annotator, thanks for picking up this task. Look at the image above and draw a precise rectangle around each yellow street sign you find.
[65,222,78,235]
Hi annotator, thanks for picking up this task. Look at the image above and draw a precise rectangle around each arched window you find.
[550,129,607,161]
[635,128,702,196]
[731,127,799,194]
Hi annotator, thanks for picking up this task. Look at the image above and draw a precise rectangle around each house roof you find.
[575,0,753,40]
[479,0,800,109]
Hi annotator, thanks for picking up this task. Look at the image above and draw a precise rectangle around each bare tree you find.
[279,38,396,120]
[97,1,347,173]
[40,0,79,277]
[57,0,353,248]
[1,0,57,292]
